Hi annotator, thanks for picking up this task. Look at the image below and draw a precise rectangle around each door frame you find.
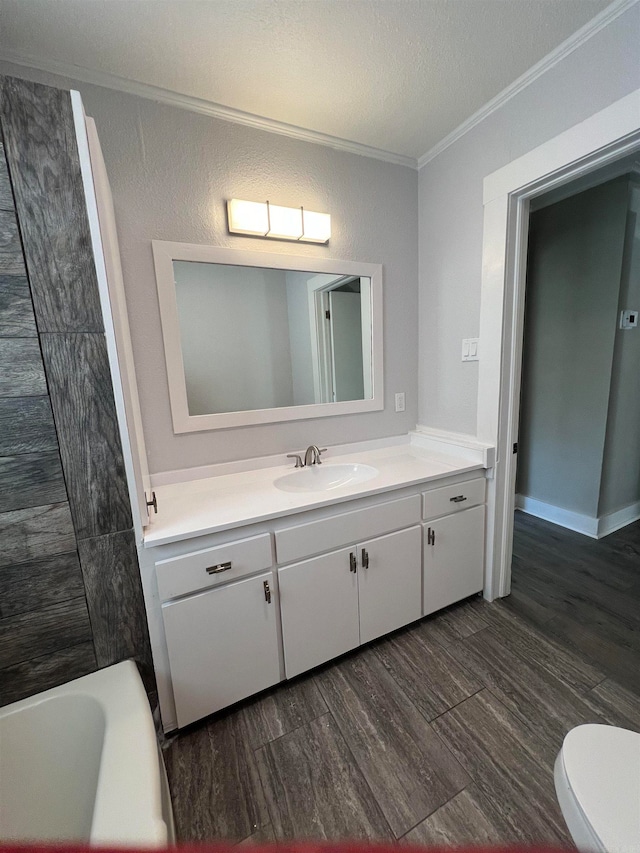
[477,88,640,601]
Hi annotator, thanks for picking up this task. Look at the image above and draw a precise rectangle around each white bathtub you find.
[0,660,174,845]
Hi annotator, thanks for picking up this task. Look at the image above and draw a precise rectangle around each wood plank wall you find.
[0,76,154,704]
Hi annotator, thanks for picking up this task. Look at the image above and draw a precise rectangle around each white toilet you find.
[554,724,640,852]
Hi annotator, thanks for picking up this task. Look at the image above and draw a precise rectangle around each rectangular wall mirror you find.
[152,242,383,431]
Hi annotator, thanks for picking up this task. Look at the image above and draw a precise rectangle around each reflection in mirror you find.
[152,242,383,432]
[173,262,373,416]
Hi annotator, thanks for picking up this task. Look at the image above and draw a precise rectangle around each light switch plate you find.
[620,309,638,329]
[462,338,479,361]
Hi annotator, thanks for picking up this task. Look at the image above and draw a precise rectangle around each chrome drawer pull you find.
[362,548,369,569]
[349,552,357,573]
[264,580,272,603]
[206,561,232,574]
[450,495,467,503]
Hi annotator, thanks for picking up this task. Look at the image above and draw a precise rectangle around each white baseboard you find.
[597,500,640,538]
[515,494,599,538]
[411,426,495,470]
[516,494,640,539]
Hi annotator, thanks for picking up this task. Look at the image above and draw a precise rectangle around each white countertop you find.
[144,443,485,547]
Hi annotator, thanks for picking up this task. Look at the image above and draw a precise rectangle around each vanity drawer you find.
[422,476,485,521]
[156,533,273,601]
[275,494,421,564]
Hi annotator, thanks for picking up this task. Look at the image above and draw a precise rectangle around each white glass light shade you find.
[227,199,269,235]
[267,204,303,239]
[302,209,331,243]
[227,199,330,243]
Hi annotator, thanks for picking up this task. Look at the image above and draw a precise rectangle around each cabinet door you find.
[162,571,280,728]
[424,505,485,616]
[278,548,359,678]
[358,525,422,644]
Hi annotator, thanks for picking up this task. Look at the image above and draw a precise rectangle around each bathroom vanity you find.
[142,443,487,730]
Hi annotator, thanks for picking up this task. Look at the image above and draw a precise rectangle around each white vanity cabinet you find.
[149,468,489,730]
[278,525,422,678]
[357,526,422,643]
[422,477,486,615]
[156,534,280,728]
[278,547,360,678]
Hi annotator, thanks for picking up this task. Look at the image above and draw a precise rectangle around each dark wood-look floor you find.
[164,512,640,846]
[510,511,640,695]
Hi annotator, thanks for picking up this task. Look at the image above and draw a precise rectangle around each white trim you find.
[477,88,640,601]
[417,0,638,168]
[516,495,640,539]
[151,241,384,432]
[483,89,640,204]
[0,48,416,170]
[515,495,599,538]
[411,426,495,469]
[597,500,640,537]
[70,90,151,537]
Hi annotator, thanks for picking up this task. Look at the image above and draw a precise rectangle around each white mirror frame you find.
[152,241,384,432]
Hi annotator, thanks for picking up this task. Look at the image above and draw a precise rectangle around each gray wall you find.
[417,2,640,436]
[0,58,418,475]
[516,179,629,517]
[174,262,294,415]
[599,180,640,516]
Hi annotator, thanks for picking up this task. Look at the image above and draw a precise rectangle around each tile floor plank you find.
[418,597,488,646]
[544,613,640,695]
[373,623,482,721]
[165,712,269,843]
[432,690,571,846]
[585,678,640,731]
[316,650,469,838]
[447,627,606,767]
[241,674,327,750]
[255,713,391,841]
[237,824,276,845]
[474,597,604,694]
[402,784,519,846]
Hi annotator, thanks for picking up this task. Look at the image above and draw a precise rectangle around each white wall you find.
[516,178,629,517]
[0,60,418,474]
[418,2,640,436]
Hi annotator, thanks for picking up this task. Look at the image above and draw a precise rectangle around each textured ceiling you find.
[0,0,613,160]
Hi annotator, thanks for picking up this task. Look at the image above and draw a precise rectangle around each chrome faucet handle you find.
[286,453,304,469]
[316,448,328,464]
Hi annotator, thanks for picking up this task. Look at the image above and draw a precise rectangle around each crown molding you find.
[0,47,418,170]
[417,0,638,169]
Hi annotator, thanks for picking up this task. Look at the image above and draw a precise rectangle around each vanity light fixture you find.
[227,199,331,244]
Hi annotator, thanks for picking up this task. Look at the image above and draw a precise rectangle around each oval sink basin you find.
[274,463,379,493]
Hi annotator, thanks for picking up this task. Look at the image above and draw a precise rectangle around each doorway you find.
[476,88,640,602]
[311,275,373,404]
[510,167,640,693]
[517,170,640,537]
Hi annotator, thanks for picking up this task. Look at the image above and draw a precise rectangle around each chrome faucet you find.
[304,445,326,466]
[286,446,327,468]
